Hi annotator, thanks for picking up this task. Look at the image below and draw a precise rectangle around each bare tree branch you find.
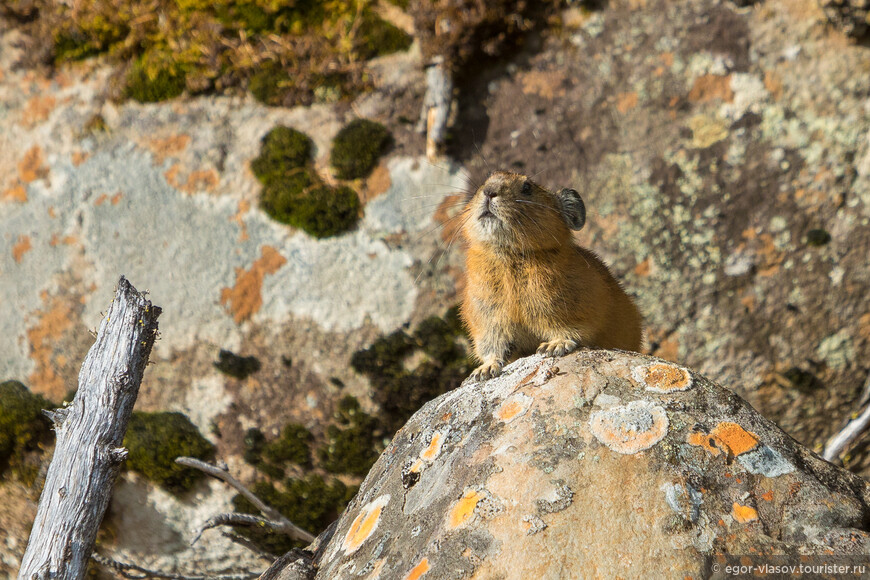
[192,513,290,546]
[175,457,316,544]
[824,371,870,462]
[19,277,161,580]
[90,553,260,580]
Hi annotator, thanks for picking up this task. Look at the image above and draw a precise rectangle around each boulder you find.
[302,350,870,578]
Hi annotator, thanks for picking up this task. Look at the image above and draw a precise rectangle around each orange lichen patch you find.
[659,52,674,67]
[49,234,77,247]
[859,313,870,342]
[761,490,774,502]
[494,392,533,424]
[27,296,75,399]
[145,134,191,165]
[111,192,123,205]
[2,184,27,203]
[632,363,693,393]
[712,422,759,455]
[71,151,90,167]
[616,92,639,113]
[220,246,287,323]
[359,164,392,204]
[165,164,220,194]
[590,401,669,454]
[183,169,220,193]
[94,193,109,206]
[18,146,47,183]
[763,71,783,101]
[12,235,32,263]
[688,422,759,457]
[231,199,251,242]
[342,495,390,554]
[520,70,567,99]
[420,431,445,462]
[408,458,425,474]
[633,258,651,277]
[449,489,481,529]
[20,95,56,126]
[433,194,466,243]
[732,503,758,523]
[403,558,430,580]
[687,74,734,103]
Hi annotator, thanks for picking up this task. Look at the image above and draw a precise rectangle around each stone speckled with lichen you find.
[315,350,870,578]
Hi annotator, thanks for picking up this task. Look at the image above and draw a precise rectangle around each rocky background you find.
[0,0,868,576]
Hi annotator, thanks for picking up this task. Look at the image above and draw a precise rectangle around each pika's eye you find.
[521,181,532,196]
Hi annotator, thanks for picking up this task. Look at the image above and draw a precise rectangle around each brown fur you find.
[459,171,643,380]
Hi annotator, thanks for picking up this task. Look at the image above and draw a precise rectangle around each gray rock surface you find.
[314,351,870,579]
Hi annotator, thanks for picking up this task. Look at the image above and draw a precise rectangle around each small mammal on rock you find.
[460,171,643,381]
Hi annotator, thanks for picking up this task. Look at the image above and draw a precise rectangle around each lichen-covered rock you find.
[314,351,870,578]
[821,0,870,38]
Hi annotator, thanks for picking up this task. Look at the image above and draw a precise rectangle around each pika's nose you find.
[482,185,498,199]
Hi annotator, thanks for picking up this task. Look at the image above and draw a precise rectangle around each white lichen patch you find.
[737,444,795,477]
[590,400,669,454]
[631,363,693,393]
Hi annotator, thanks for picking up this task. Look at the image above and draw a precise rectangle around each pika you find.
[459,171,643,381]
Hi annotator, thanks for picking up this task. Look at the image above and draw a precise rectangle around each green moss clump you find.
[124,411,215,492]
[260,171,361,238]
[0,380,52,478]
[233,475,356,555]
[806,228,831,247]
[330,119,393,180]
[251,126,314,184]
[249,62,294,107]
[356,11,412,59]
[351,306,472,432]
[263,423,312,467]
[214,349,261,380]
[318,396,381,475]
[124,57,187,103]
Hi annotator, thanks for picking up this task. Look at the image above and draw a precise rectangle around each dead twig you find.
[90,553,260,580]
[823,371,870,463]
[175,456,316,544]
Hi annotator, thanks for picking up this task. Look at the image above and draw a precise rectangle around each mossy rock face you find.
[352,306,472,432]
[261,173,361,238]
[318,395,381,475]
[251,126,314,185]
[356,11,413,59]
[262,423,313,467]
[124,411,215,492]
[0,380,52,478]
[249,62,294,107]
[124,57,187,103]
[233,475,356,555]
[213,349,262,380]
[330,119,393,180]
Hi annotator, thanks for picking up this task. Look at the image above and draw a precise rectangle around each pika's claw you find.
[470,360,503,382]
[537,339,578,358]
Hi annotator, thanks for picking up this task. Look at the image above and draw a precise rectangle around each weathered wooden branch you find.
[823,370,870,462]
[18,277,162,580]
[418,56,453,161]
[176,457,316,544]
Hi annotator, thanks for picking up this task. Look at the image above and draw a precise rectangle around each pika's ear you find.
[558,188,586,231]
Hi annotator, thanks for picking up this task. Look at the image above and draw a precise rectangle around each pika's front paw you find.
[537,338,578,357]
[470,360,503,382]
